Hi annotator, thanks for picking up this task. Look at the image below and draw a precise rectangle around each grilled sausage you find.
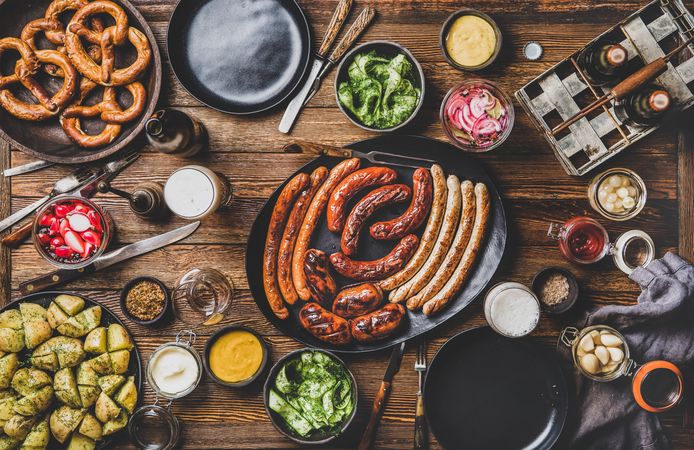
[350,303,407,343]
[293,158,361,301]
[370,167,433,240]
[341,184,411,256]
[379,164,447,291]
[299,302,353,345]
[278,167,328,305]
[332,283,384,319]
[326,167,398,233]
[263,173,310,319]
[389,176,461,304]
[330,234,419,281]
[407,180,476,310]
[303,249,338,306]
[423,183,490,315]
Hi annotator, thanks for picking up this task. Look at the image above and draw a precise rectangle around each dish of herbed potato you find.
[0,294,139,450]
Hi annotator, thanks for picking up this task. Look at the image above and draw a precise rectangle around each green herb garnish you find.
[338,50,421,129]
[269,351,354,438]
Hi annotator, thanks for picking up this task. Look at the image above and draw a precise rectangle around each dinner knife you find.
[302,7,376,107]
[278,0,353,134]
[1,151,140,248]
[283,140,437,169]
[2,159,54,177]
[358,341,406,450]
[19,221,200,294]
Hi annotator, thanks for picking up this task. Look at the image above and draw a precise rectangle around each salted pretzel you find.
[0,39,78,121]
[63,79,146,123]
[60,78,122,148]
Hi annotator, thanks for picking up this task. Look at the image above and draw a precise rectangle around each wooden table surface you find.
[2,0,694,448]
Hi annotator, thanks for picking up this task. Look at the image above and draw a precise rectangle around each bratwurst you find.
[303,249,338,306]
[299,302,353,345]
[332,283,384,319]
[330,234,419,281]
[350,303,407,343]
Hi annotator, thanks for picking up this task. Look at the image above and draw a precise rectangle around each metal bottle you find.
[146,109,208,158]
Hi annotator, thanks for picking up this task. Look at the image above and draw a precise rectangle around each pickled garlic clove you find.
[600,333,622,347]
[594,346,610,365]
[608,346,624,363]
[580,354,601,374]
[579,334,595,352]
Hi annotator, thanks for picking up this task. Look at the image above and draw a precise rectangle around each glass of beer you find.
[164,165,233,220]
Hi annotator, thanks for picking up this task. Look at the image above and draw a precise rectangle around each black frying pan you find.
[425,327,569,450]
[246,135,508,353]
[167,0,311,115]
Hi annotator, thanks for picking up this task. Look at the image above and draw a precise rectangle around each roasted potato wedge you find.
[54,296,85,317]
[83,328,106,354]
[22,416,49,448]
[0,353,19,389]
[101,410,128,436]
[114,376,137,414]
[97,375,124,397]
[108,351,130,375]
[106,324,133,352]
[31,337,85,371]
[49,406,86,444]
[77,413,102,442]
[54,368,82,408]
[94,392,120,423]
[67,432,96,450]
[19,304,51,350]
[57,307,101,338]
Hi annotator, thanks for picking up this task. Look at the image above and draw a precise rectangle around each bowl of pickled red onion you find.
[440,79,514,152]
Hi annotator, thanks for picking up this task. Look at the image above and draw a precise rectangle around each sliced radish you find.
[73,204,89,214]
[48,218,60,236]
[39,214,55,227]
[54,246,75,259]
[81,230,102,248]
[54,204,71,218]
[59,219,71,237]
[63,230,86,254]
[37,232,51,245]
[81,242,95,259]
[50,237,64,249]
[67,213,91,232]
[87,211,103,232]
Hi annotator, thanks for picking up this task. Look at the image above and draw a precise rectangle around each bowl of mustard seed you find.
[531,267,579,315]
[121,276,170,325]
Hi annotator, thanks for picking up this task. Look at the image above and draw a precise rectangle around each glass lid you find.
[129,404,180,450]
[610,230,655,275]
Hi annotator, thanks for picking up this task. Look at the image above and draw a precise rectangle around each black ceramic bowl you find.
[203,325,269,388]
[120,276,170,326]
[263,348,358,445]
[334,40,425,132]
[531,267,579,314]
[440,8,502,71]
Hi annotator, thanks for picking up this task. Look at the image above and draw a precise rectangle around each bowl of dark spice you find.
[531,267,579,314]
[120,276,170,325]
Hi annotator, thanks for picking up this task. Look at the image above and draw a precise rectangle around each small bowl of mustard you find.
[204,325,269,388]
[440,9,502,71]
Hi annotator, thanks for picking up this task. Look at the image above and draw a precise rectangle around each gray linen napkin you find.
[567,252,694,450]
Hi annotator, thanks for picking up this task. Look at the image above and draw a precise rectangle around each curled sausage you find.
[292,158,361,301]
[299,302,353,346]
[330,234,419,281]
[278,167,328,305]
[350,303,407,343]
[263,173,310,319]
[379,164,447,291]
[332,283,384,319]
[326,167,398,233]
[423,183,490,316]
[407,180,476,310]
[303,249,338,306]
[341,184,411,256]
[370,167,433,240]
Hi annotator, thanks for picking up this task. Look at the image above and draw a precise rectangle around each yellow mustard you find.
[445,15,497,67]
[209,330,263,383]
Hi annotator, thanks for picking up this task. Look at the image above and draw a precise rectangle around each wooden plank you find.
[0,140,9,306]
[678,109,694,261]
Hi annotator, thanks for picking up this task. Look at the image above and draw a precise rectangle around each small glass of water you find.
[172,268,233,326]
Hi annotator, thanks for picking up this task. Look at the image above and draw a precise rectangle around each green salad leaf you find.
[338,50,421,129]
[269,351,354,438]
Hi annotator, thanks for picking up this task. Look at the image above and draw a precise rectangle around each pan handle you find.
[282,141,354,159]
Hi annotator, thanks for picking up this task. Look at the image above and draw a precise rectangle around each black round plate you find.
[2,291,142,449]
[425,327,568,450]
[246,135,507,353]
[167,0,311,115]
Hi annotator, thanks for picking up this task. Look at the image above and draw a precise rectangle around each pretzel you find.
[0,41,78,121]
[43,0,98,45]
[66,21,151,86]
[63,80,146,123]
[67,0,129,46]
[60,78,122,148]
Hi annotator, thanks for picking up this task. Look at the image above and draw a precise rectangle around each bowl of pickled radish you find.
[588,168,647,221]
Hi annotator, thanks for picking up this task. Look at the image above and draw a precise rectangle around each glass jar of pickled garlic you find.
[588,168,646,221]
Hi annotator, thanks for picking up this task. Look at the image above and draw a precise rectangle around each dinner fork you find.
[414,339,428,450]
[0,166,95,233]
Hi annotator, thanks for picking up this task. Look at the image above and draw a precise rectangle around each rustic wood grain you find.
[2,0,694,448]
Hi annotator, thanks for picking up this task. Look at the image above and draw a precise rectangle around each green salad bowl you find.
[335,40,426,133]
[263,348,358,445]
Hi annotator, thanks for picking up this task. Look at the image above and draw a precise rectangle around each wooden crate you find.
[515,0,694,176]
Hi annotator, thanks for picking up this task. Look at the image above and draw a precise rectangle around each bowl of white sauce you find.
[484,282,540,338]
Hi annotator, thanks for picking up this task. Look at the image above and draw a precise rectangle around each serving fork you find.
[414,339,428,450]
[0,166,96,234]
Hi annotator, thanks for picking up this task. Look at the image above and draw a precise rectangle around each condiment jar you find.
[588,168,647,221]
[560,326,684,412]
[547,216,655,274]
[129,330,203,450]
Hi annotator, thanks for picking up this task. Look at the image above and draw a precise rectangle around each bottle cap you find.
[523,41,543,61]
[649,90,671,112]
[606,44,627,67]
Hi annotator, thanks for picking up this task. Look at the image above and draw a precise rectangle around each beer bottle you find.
[578,42,628,86]
[616,85,671,127]
[146,108,208,158]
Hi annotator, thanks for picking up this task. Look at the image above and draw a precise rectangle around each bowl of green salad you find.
[264,349,358,444]
[335,40,425,132]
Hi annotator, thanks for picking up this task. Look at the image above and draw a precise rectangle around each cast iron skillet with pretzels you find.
[0,0,161,164]
[247,135,508,353]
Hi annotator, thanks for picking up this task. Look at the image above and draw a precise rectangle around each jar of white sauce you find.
[484,282,540,338]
